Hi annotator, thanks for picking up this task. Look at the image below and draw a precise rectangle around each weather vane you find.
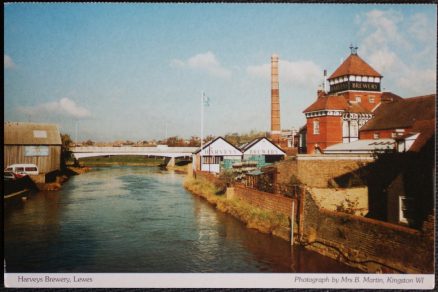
[349,44,358,55]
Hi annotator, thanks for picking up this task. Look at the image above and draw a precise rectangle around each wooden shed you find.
[4,122,62,182]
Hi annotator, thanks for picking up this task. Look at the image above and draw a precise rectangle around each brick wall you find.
[232,184,296,219]
[300,188,434,273]
[306,116,343,154]
[275,156,372,188]
[360,129,400,139]
[339,91,383,112]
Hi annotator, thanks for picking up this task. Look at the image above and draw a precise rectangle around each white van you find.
[5,164,39,175]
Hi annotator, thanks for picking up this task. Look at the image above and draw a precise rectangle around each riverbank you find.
[183,175,291,241]
[35,166,92,191]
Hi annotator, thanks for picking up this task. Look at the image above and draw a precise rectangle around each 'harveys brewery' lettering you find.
[330,81,380,93]
[203,148,240,155]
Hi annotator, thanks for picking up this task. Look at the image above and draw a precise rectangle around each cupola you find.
[328,46,383,94]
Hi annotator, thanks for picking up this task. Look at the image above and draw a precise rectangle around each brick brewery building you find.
[303,46,383,154]
[303,46,435,155]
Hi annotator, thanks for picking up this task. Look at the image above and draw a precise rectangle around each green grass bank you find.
[183,175,291,241]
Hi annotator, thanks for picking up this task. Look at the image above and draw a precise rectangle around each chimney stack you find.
[271,54,281,142]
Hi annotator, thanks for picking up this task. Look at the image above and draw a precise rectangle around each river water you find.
[4,166,358,273]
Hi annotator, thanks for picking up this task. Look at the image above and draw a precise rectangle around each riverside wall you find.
[300,188,434,273]
[191,170,433,273]
[230,184,295,219]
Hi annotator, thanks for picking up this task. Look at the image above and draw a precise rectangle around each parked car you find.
[4,171,17,181]
[4,164,39,176]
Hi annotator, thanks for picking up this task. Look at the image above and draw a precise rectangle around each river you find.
[4,166,358,273]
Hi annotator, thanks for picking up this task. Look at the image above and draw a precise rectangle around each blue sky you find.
[4,3,436,142]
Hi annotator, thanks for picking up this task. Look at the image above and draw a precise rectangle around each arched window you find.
[350,120,359,138]
[342,120,349,137]
[313,120,320,135]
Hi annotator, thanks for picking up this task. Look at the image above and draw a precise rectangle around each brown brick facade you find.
[360,128,405,139]
[306,116,343,154]
[338,91,382,112]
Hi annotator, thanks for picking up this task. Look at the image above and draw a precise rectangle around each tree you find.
[60,133,73,169]
[224,130,266,146]
[83,139,95,146]
[166,136,185,147]
[188,136,200,147]
[203,135,215,144]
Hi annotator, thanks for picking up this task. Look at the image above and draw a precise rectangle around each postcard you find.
[3,2,436,289]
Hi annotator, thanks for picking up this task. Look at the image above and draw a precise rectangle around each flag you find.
[203,94,210,107]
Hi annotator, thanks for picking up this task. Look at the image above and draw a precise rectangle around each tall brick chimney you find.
[271,54,281,142]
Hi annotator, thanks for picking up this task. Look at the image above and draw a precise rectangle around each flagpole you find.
[75,120,78,145]
[200,91,204,172]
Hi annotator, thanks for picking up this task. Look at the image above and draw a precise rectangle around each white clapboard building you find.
[241,137,286,167]
[193,137,242,173]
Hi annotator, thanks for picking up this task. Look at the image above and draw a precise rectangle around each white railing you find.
[71,146,198,153]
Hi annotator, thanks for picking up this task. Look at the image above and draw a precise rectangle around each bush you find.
[336,198,359,215]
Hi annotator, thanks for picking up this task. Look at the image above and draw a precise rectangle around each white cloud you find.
[170,51,232,78]
[356,9,436,95]
[246,63,270,79]
[358,10,410,56]
[18,97,92,119]
[367,48,398,73]
[247,59,322,88]
[396,68,436,94]
[4,54,15,69]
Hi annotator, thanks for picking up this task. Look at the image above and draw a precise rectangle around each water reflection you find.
[4,166,358,273]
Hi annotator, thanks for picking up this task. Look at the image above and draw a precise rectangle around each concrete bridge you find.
[70,146,198,167]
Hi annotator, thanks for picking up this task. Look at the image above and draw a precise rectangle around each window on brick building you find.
[313,120,320,135]
[342,120,349,137]
[399,196,408,224]
[369,96,375,103]
[351,120,359,137]
[373,132,380,139]
[355,96,362,103]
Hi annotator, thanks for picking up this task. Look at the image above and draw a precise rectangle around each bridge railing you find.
[70,146,199,153]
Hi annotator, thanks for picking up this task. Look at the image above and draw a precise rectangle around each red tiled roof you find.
[402,119,435,152]
[303,95,348,112]
[349,102,371,113]
[360,94,436,131]
[303,95,371,113]
[329,53,382,79]
[381,92,403,103]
